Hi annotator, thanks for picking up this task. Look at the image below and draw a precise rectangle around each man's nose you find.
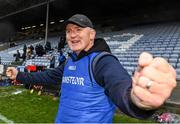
[70,31,78,38]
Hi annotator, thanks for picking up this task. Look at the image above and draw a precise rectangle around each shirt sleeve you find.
[94,55,155,119]
[16,64,64,85]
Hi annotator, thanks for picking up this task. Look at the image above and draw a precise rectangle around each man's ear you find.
[90,29,96,40]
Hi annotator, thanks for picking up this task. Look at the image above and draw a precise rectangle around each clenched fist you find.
[131,52,176,110]
[6,67,18,80]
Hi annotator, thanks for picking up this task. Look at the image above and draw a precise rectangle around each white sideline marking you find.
[0,113,14,124]
[0,89,24,123]
[0,89,25,98]
[12,90,23,95]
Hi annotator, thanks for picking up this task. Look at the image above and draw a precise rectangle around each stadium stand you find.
[97,22,180,79]
[0,22,180,79]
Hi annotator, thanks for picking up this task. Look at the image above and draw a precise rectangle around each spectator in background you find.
[49,56,55,68]
[6,14,177,123]
[22,52,26,61]
[29,45,34,54]
[15,50,21,61]
[23,44,27,54]
[45,41,51,52]
[35,44,39,56]
[22,44,27,61]
[10,42,17,47]
[26,47,33,59]
[35,44,45,56]
[58,36,66,52]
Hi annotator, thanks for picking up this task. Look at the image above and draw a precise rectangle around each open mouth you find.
[71,40,80,45]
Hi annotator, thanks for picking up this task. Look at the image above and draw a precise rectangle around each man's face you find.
[66,24,95,54]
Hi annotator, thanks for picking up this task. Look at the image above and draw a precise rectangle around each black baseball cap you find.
[63,14,94,29]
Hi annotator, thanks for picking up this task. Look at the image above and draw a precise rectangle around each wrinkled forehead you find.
[66,23,85,30]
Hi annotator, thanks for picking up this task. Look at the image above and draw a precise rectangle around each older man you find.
[6,14,176,123]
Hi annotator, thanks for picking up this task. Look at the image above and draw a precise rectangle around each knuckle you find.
[133,86,138,93]
[153,97,164,107]
[152,57,168,69]
[167,73,173,78]
[133,86,140,95]
[153,57,167,65]
[138,76,149,87]
[170,79,177,88]
[171,66,176,78]
[161,90,171,100]
[142,66,152,75]
[173,81,177,88]
[167,78,177,88]
[138,77,143,84]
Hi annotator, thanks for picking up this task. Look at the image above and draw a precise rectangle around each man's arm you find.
[7,64,65,85]
[94,55,156,119]
[94,52,176,119]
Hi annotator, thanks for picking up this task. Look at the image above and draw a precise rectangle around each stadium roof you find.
[0,0,180,42]
[0,0,180,29]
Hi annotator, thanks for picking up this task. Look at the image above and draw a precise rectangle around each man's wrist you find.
[130,90,155,110]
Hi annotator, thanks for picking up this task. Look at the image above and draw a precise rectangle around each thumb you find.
[138,52,153,67]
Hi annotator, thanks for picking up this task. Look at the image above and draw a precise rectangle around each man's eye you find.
[66,30,70,33]
[77,28,82,31]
